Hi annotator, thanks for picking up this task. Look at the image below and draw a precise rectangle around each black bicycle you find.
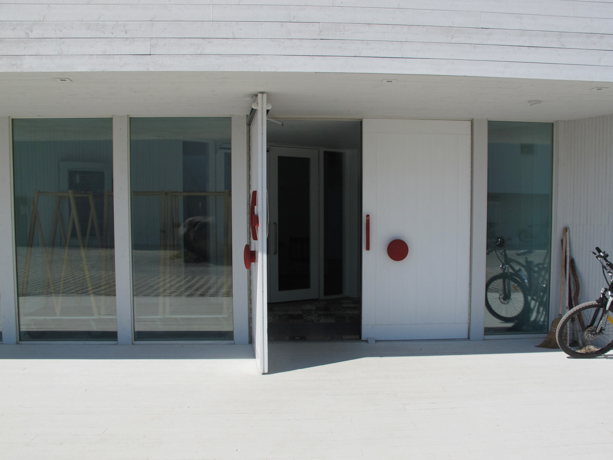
[485,237,535,321]
[556,247,613,358]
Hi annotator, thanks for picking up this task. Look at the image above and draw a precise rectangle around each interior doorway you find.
[268,146,320,302]
[267,120,362,341]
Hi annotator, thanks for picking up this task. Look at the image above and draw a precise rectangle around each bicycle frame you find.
[583,248,613,335]
[490,237,548,299]
[486,236,552,327]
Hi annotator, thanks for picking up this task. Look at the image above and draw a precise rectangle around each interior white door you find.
[248,93,268,374]
[268,147,319,303]
[362,120,471,340]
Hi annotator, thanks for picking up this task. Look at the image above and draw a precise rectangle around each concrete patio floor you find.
[0,338,612,459]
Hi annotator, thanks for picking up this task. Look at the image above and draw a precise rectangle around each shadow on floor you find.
[0,339,568,372]
[0,343,254,360]
[267,338,563,374]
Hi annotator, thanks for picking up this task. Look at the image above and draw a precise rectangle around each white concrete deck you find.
[0,339,612,459]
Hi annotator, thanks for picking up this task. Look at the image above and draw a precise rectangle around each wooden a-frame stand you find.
[21,189,232,322]
[21,190,107,318]
[119,191,232,318]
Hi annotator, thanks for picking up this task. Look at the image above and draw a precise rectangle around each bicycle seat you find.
[516,250,533,256]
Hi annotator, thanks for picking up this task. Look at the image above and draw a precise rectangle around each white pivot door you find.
[247,93,269,374]
[362,120,471,340]
[268,147,320,303]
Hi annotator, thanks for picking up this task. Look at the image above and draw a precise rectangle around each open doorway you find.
[267,120,362,340]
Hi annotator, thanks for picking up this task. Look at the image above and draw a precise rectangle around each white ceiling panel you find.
[0,71,612,122]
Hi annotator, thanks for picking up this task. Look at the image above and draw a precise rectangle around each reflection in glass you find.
[485,122,553,335]
[130,118,232,341]
[13,119,116,341]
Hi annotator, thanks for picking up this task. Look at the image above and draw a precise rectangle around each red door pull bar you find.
[366,214,370,250]
[250,190,259,241]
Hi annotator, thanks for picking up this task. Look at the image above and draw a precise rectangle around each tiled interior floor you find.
[268,296,361,341]
[17,248,231,297]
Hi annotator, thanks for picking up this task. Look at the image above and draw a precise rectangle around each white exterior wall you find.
[554,115,613,314]
[1,2,612,345]
[1,1,613,82]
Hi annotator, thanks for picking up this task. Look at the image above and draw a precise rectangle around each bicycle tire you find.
[485,273,528,322]
[556,301,613,358]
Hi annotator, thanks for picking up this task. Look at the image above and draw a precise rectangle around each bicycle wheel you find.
[556,301,613,358]
[485,274,528,321]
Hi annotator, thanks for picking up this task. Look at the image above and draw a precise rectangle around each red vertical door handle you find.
[250,190,259,241]
[366,214,370,251]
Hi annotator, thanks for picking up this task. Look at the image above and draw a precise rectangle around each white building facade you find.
[0,1,612,372]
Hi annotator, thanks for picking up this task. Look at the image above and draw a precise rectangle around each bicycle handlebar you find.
[593,247,613,272]
[593,247,609,259]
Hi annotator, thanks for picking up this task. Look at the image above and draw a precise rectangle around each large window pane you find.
[13,119,116,341]
[485,121,553,335]
[130,118,232,341]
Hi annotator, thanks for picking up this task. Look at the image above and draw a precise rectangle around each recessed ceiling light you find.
[54,77,73,83]
[528,100,543,106]
[591,87,609,91]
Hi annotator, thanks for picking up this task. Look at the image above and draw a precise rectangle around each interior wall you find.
[343,149,361,298]
[130,139,183,249]
[487,139,553,250]
[13,139,112,247]
[554,114,613,310]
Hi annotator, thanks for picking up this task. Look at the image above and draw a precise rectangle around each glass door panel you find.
[130,117,232,341]
[268,147,319,303]
[12,118,116,341]
[278,156,311,291]
[485,121,553,335]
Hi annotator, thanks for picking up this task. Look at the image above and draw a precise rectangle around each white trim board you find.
[469,119,487,340]
[363,323,469,341]
[112,116,134,345]
[0,117,19,344]
[231,115,249,345]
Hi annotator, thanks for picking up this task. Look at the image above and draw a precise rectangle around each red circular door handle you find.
[387,239,409,261]
[244,244,256,269]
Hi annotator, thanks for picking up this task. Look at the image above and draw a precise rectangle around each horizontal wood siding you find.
[0,1,612,81]
[554,115,613,312]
